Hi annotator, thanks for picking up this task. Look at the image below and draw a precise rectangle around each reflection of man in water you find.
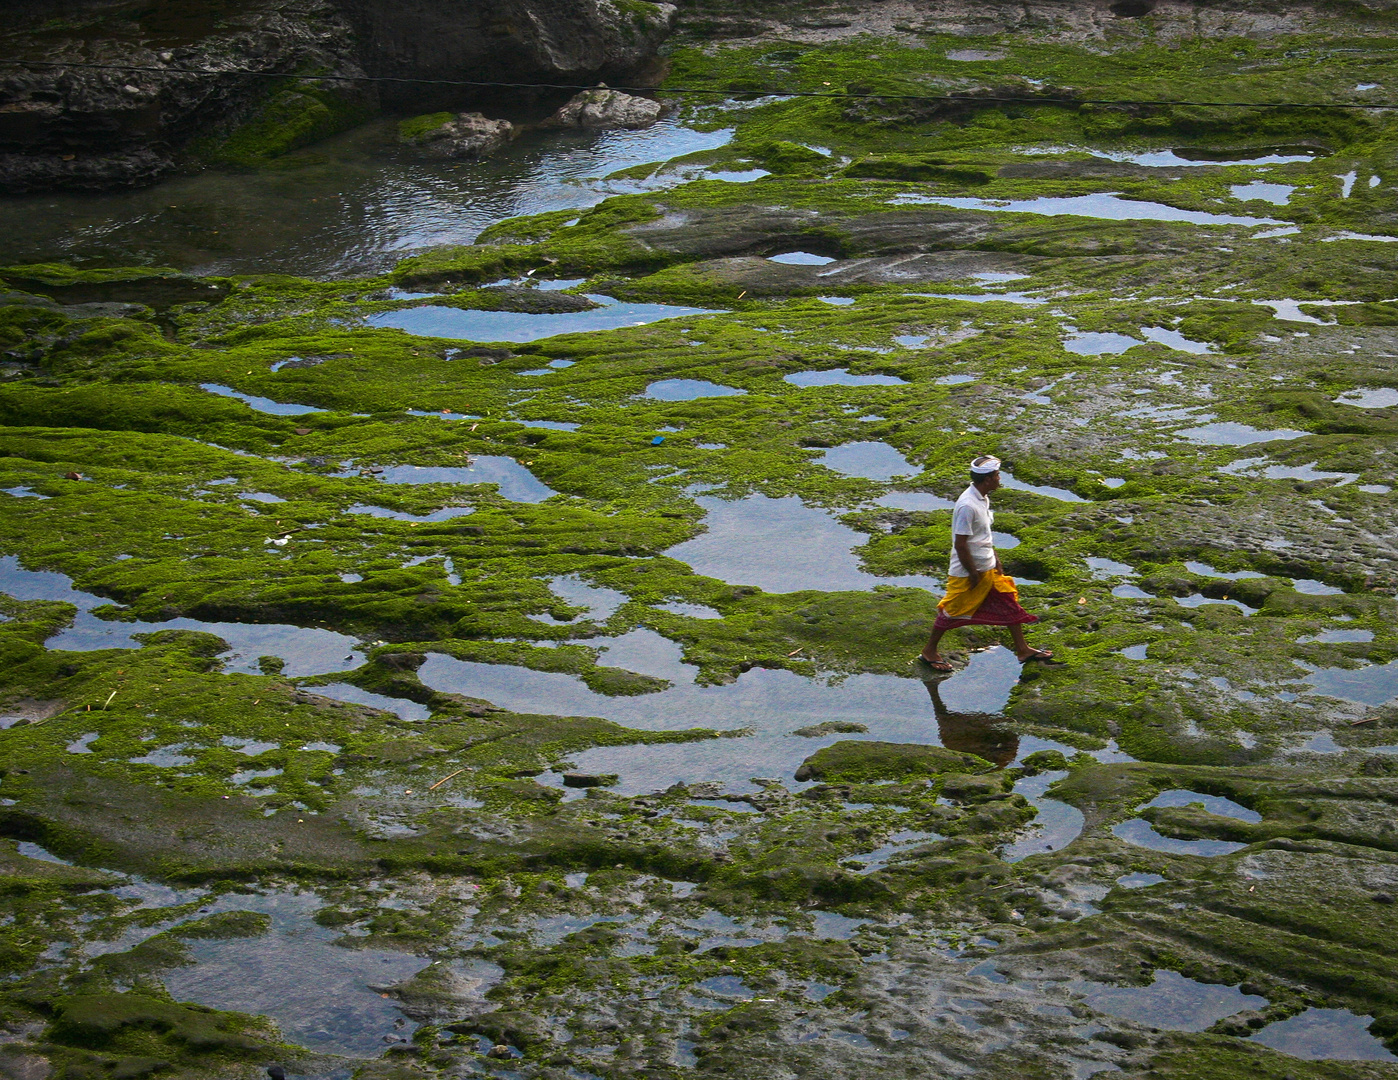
[922,676,1018,768]
[920,455,1059,671]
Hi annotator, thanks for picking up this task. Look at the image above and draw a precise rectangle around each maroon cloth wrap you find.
[932,586,1040,631]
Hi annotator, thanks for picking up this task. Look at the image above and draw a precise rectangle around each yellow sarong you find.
[937,568,1021,619]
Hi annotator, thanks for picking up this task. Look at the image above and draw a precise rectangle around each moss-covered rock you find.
[793,741,991,782]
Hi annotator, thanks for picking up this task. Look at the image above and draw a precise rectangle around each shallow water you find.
[1063,331,1139,355]
[1143,789,1260,823]
[0,118,734,278]
[1175,421,1307,445]
[1248,1007,1398,1061]
[348,501,477,523]
[1112,818,1248,857]
[817,441,917,481]
[893,192,1285,228]
[1303,659,1398,707]
[874,491,957,512]
[1230,182,1294,205]
[1139,326,1214,353]
[998,469,1087,502]
[163,890,432,1057]
[367,295,720,343]
[375,459,556,502]
[201,383,325,416]
[420,646,1029,793]
[662,494,938,592]
[1001,771,1085,862]
[1078,969,1265,1032]
[311,683,432,721]
[1,555,365,675]
[1090,147,1316,168]
[1335,387,1398,409]
[769,252,835,265]
[643,379,746,401]
[784,369,908,388]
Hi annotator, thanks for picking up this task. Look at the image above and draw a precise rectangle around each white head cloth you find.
[970,456,1001,475]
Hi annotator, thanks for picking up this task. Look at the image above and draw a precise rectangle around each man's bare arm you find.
[954,534,980,586]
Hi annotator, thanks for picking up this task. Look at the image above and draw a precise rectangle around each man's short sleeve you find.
[951,503,975,537]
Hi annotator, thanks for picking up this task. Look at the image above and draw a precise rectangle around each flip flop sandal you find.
[915,657,955,673]
[1021,651,1065,667]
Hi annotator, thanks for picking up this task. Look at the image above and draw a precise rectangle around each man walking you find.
[919,455,1059,672]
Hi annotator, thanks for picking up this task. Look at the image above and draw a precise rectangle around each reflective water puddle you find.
[200,383,325,416]
[785,369,908,387]
[1078,969,1265,1031]
[1335,387,1398,409]
[2,555,364,676]
[419,646,1027,794]
[310,683,432,721]
[998,469,1086,502]
[1175,422,1308,445]
[1085,147,1317,167]
[367,295,721,343]
[874,491,957,512]
[1142,789,1260,823]
[643,378,746,401]
[1139,326,1214,353]
[163,890,433,1057]
[1231,182,1294,205]
[1248,1007,1398,1061]
[1064,331,1139,355]
[1303,659,1398,707]
[662,494,938,592]
[348,502,477,523]
[1112,818,1248,857]
[769,252,835,265]
[374,459,556,503]
[1002,770,1085,862]
[892,192,1286,228]
[817,441,917,481]
[0,118,734,277]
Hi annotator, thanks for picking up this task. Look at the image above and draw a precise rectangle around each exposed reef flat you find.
[4,3,1398,1078]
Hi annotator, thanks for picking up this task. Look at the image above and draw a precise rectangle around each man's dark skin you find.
[919,468,1051,669]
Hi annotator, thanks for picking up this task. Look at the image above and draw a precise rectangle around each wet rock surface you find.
[544,88,668,130]
[400,111,517,159]
[5,1,1398,1077]
[0,0,675,192]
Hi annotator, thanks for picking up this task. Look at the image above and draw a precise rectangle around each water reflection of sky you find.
[0,119,734,277]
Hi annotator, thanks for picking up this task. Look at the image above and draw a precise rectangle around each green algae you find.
[4,10,1398,1077]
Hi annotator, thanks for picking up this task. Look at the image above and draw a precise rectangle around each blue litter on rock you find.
[652,436,665,445]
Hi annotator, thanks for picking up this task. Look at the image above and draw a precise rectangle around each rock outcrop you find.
[399,111,517,158]
[0,0,677,193]
[333,0,677,109]
[543,87,666,130]
[0,0,373,193]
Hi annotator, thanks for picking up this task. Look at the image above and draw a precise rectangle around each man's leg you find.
[1007,623,1051,661]
[921,625,952,666]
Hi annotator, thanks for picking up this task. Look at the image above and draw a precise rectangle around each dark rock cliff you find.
[0,0,676,193]
[335,0,676,109]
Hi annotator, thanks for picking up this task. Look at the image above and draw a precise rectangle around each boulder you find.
[400,111,516,159]
[544,88,666,130]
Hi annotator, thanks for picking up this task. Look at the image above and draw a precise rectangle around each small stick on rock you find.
[428,768,466,791]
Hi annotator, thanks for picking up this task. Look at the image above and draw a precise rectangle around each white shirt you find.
[948,483,995,577]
